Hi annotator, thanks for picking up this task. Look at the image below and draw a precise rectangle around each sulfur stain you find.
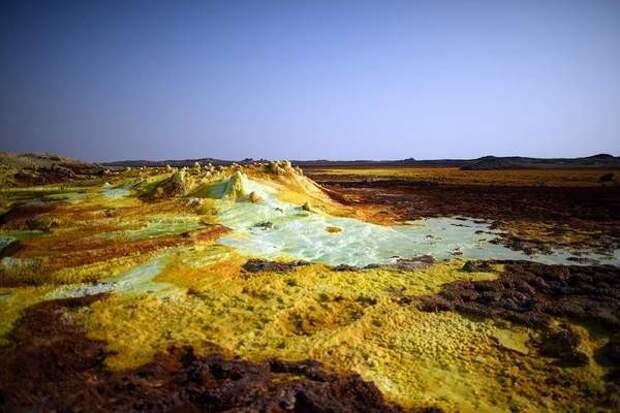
[1,164,618,412]
[76,256,608,411]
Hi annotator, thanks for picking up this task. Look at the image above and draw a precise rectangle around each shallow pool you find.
[216,177,620,267]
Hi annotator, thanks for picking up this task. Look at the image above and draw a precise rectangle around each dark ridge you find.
[98,154,620,169]
[460,154,620,170]
[588,153,615,160]
[3,150,618,170]
[103,157,234,168]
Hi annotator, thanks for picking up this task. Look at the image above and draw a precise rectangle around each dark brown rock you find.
[242,258,309,273]
[462,260,494,272]
[391,255,435,271]
[539,325,589,367]
[599,172,615,184]
[332,255,436,273]
[417,260,620,370]
[596,334,620,380]
[0,239,21,257]
[603,334,620,364]
[417,261,620,329]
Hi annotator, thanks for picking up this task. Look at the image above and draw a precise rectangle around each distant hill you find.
[103,157,234,168]
[460,154,620,170]
[16,152,614,170]
[291,154,620,169]
[2,151,619,187]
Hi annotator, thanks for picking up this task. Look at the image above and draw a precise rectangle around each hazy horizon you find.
[2,1,620,162]
[2,149,619,164]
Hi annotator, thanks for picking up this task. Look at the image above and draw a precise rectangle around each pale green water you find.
[216,175,620,267]
[102,183,132,199]
[45,257,172,300]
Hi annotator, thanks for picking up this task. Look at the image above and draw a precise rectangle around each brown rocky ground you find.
[415,260,620,404]
[416,261,620,330]
[307,171,620,255]
[2,162,619,412]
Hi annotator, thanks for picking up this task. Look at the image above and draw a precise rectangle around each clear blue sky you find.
[1,0,619,161]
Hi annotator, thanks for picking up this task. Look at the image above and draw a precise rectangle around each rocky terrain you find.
[0,295,420,413]
[0,151,105,186]
[1,152,619,412]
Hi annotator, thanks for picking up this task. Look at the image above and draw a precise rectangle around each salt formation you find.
[222,171,245,200]
[129,162,620,267]
[211,172,620,267]
[164,168,191,195]
[265,160,297,176]
[142,160,313,203]
[248,191,262,203]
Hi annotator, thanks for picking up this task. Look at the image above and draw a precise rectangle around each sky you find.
[1,0,619,162]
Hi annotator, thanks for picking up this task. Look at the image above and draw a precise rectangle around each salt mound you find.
[223,171,246,200]
[152,168,193,197]
[139,161,338,215]
[199,170,275,203]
